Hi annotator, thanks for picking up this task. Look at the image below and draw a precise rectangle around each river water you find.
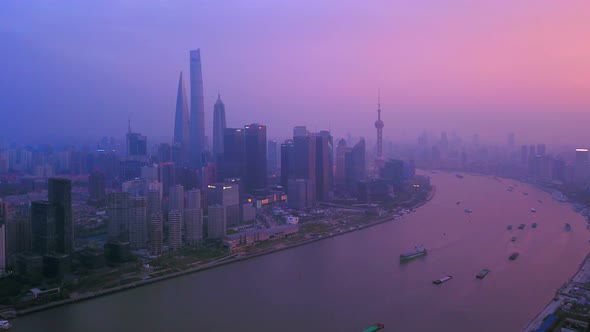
[13,172,590,332]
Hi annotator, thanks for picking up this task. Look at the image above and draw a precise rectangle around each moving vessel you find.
[476,269,490,279]
[0,320,11,330]
[507,225,512,230]
[509,252,520,260]
[362,323,384,332]
[531,208,536,213]
[511,237,517,242]
[464,208,473,213]
[518,224,526,229]
[400,245,427,262]
[566,223,572,232]
[532,223,537,228]
[433,276,453,285]
[456,174,464,179]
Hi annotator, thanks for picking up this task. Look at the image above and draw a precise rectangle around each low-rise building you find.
[223,224,298,252]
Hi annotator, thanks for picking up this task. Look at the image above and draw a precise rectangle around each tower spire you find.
[374,89,385,167]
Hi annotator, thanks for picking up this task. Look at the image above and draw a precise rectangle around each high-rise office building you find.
[168,185,185,212]
[244,123,267,192]
[287,178,310,209]
[0,199,6,274]
[174,71,190,148]
[168,210,182,251]
[575,148,589,183]
[280,140,294,189]
[159,162,176,198]
[335,139,350,187]
[126,128,148,163]
[315,131,333,201]
[293,126,308,138]
[345,139,366,191]
[190,49,206,167]
[208,183,240,226]
[221,128,246,181]
[292,134,316,204]
[107,192,130,242]
[48,178,73,254]
[508,133,515,147]
[212,94,226,158]
[184,189,203,246]
[88,171,106,206]
[31,201,56,255]
[128,196,147,250]
[208,205,226,239]
[536,144,546,156]
[267,140,278,174]
[149,212,163,256]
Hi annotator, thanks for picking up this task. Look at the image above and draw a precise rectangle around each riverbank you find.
[15,186,437,317]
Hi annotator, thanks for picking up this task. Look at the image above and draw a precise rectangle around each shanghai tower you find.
[190,49,205,167]
[174,71,190,147]
[212,94,226,157]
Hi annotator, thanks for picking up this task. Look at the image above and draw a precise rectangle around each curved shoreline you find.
[16,186,437,317]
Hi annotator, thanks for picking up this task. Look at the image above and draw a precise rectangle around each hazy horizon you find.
[2,1,590,147]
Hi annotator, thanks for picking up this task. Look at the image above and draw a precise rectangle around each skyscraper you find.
[212,94,226,158]
[168,185,185,212]
[221,128,246,181]
[184,189,203,246]
[107,192,130,242]
[190,49,205,167]
[149,212,163,256]
[88,171,106,206]
[292,134,316,204]
[31,201,56,255]
[280,140,294,189]
[267,140,278,175]
[48,178,73,254]
[128,196,147,250]
[335,139,350,187]
[244,123,267,192]
[0,199,5,273]
[174,71,190,147]
[208,205,226,239]
[168,210,182,251]
[315,131,332,201]
[208,183,240,226]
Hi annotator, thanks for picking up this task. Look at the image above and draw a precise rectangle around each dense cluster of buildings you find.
[0,49,423,286]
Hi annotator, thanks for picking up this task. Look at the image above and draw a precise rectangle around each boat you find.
[552,191,567,202]
[538,200,543,203]
[476,269,490,279]
[362,323,384,332]
[509,252,519,260]
[507,225,513,230]
[433,275,453,285]
[0,320,11,330]
[400,245,427,262]
[507,188,513,192]
[464,208,473,213]
[532,223,537,228]
[531,208,536,213]
[511,237,517,242]
[523,192,529,196]
[566,223,571,232]
[456,201,461,205]
[518,224,526,229]
[456,174,464,179]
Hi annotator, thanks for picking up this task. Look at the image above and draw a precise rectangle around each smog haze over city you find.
[2,1,590,147]
[4,2,590,332]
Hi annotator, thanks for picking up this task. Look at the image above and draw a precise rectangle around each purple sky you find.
[1,1,590,147]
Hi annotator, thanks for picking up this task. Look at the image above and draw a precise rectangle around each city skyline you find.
[2,1,590,146]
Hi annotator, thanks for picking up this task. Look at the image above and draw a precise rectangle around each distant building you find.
[335,139,350,187]
[128,196,147,250]
[267,140,278,174]
[126,129,148,163]
[107,192,130,242]
[174,71,190,148]
[212,94,227,158]
[190,49,206,167]
[158,162,176,197]
[208,183,240,226]
[575,148,589,183]
[168,184,185,212]
[244,123,267,192]
[314,131,332,201]
[184,189,203,246]
[168,210,182,251]
[280,140,294,189]
[48,178,73,254]
[88,171,106,206]
[149,212,163,256]
[287,178,311,209]
[31,201,56,255]
[345,139,366,192]
[208,205,226,239]
[221,128,246,181]
[292,134,316,204]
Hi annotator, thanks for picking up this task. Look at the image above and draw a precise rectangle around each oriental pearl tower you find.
[375,90,384,168]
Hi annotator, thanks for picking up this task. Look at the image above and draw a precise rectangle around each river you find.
[12,172,590,332]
